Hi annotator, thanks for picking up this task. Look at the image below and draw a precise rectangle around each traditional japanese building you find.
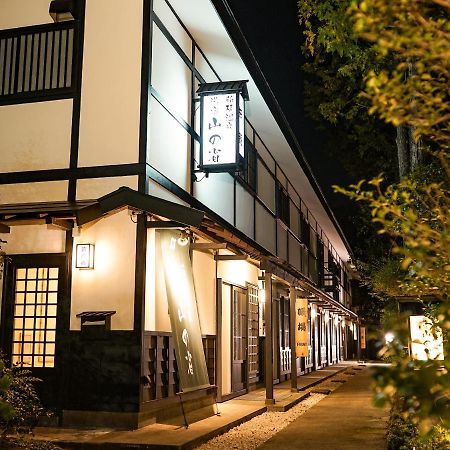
[0,0,360,428]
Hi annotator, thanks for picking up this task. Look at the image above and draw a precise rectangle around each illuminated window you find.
[12,267,59,368]
[247,285,259,379]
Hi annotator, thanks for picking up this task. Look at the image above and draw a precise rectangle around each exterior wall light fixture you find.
[197,80,249,173]
[75,243,95,269]
[177,230,190,247]
[49,0,78,22]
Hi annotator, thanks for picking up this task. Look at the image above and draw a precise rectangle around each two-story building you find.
[0,0,360,428]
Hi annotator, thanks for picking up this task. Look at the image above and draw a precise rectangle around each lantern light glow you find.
[75,244,95,269]
[197,80,249,173]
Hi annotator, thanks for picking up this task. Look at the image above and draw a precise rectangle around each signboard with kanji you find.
[295,298,309,357]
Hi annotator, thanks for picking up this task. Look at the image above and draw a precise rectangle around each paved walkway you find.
[33,364,353,449]
[260,366,389,450]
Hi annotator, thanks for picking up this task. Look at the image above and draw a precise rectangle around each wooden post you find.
[289,287,297,392]
[264,272,274,405]
[216,278,223,401]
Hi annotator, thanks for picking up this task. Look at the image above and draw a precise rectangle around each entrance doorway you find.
[1,254,66,408]
[231,286,247,393]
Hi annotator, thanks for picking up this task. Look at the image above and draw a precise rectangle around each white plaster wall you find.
[0,181,68,203]
[192,250,216,336]
[217,259,259,289]
[255,202,276,255]
[0,0,52,29]
[0,225,65,255]
[0,101,72,172]
[153,0,191,58]
[148,180,189,206]
[151,12,191,123]
[194,173,234,225]
[257,161,275,213]
[77,0,142,167]
[289,235,301,272]
[148,98,191,192]
[277,222,287,262]
[76,176,138,200]
[71,210,136,330]
[236,183,254,239]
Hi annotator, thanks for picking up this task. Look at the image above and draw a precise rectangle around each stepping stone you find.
[311,388,332,395]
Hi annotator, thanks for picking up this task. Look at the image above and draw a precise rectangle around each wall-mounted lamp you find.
[177,230,190,247]
[76,243,95,269]
[49,0,78,22]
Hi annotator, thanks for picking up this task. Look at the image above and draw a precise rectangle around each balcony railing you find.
[0,21,76,105]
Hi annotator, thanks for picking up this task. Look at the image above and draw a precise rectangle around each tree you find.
[298,0,398,182]
[335,0,450,432]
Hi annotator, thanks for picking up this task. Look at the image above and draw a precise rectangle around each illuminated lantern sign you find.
[197,80,249,173]
[75,244,95,269]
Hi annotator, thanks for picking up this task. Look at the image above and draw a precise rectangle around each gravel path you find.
[196,368,359,450]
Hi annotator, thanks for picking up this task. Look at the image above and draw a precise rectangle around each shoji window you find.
[12,267,59,368]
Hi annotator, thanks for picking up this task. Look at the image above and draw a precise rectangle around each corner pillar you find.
[289,287,297,392]
[264,271,274,405]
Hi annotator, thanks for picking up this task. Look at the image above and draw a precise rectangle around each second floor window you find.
[238,137,257,192]
[276,183,290,225]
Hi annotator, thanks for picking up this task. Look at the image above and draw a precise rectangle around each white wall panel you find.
[151,26,191,123]
[0,0,52,29]
[192,250,216,335]
[195,47,220,83]
[71,210,136,330]
[289,235,301,271]
[255,136,275,172]
[255,202,276,254]
[153,0,191,58]
[0,100,72,172]
[194,173,234,225]
[76,176,138,200]
[148,180,189,206]
[148,99,190,191]
[235,183,254,239]
[0,225,65,255]
[217,259,258,289]
[78,0,142,166]
[277,222,287,262]
[257,160,275,213]
[0,181,67,203]
[290,200,300,238]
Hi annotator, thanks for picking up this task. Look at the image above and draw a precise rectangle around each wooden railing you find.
[0,21,76,104]
[141,331,216,402]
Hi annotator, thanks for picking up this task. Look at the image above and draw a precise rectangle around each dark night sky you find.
[226,0,358,246]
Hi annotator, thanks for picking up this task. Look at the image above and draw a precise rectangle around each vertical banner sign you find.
[295,298,309,357]
[159,230,210,393]
[360,326,366,349]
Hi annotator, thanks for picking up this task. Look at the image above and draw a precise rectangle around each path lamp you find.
[197,80,249,173]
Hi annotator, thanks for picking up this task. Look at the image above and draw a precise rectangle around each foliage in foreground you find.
[0,355,58,449]
[387,407,450,450]
[335,0,450,433]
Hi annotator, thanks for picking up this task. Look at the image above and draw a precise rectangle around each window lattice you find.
[12,267,59,368]
[248,285,259,376]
